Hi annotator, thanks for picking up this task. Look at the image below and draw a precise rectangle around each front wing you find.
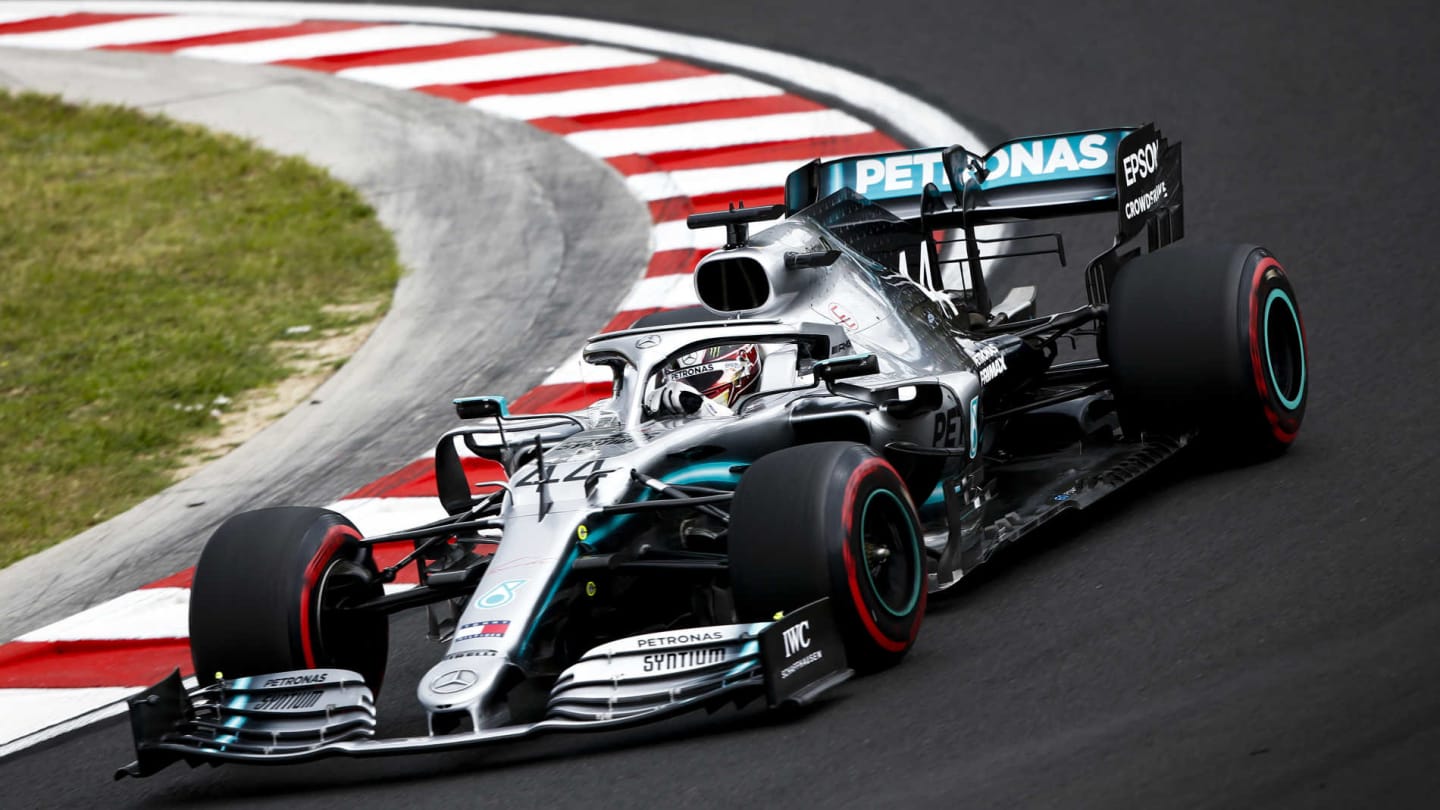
[116,599,849,778]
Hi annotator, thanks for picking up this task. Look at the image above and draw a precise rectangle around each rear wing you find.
[784,124,1183,247]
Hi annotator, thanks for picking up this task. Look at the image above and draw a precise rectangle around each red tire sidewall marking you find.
[839,456,921,653]
[297,523,357,668]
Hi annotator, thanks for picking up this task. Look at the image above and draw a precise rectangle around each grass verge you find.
[0,90,402,568]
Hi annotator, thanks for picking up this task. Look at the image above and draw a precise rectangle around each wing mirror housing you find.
[814,354,879,386]
[454,395,509,420]
[784,249,841,270]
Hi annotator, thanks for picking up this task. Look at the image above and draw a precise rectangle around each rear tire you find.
[189,507,388,690]
[729,443,926,672]
[1105,242,1307,455]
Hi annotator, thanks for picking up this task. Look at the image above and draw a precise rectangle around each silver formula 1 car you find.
[117,123,1308,778]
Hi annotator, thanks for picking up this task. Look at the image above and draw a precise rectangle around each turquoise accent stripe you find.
[661,462,743,488]
[923,482,944,508]
[580,461,742,551]
[969,396,980,459]
[723,641,761,681]
[1263,289,1306,410]
[214,675,254,748]
[557,460,745,649]
[519,545,580,657]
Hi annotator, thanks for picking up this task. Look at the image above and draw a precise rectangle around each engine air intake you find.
[696,256,769,312]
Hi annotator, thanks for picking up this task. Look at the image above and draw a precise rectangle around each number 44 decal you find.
[512,459,616,489]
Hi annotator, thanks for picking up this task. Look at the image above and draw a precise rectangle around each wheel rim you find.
[1263,288,1306,411]
[858,489,922,617]
[313,556,379,670]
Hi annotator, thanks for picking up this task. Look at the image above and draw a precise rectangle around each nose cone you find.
[418,657,508,728]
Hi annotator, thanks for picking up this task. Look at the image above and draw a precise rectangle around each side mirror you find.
[784,249,841,270]
[454,396,509,420]
[814,354,879,385]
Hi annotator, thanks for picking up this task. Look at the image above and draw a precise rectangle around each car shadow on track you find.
[921,442,1293,617]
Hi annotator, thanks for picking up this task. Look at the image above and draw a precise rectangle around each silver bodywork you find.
[120,191,1183,778]
[415,201,999,729]
[119,127,1204,777]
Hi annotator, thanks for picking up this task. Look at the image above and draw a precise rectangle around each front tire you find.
[728,443,926,672]
[1105,242,1308,455]
[189,507,388,690]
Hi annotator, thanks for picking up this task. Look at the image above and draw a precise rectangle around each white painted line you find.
[337,43,656,89]
[329,496,451,537]
[616,274,699,311]
[0,687,141,748]
[625,155,849,201]
[652,218,726,252]
[0,13,290,49]
[0,6,75,24]
[177,22,490,63]
[0,675,199,754]
[540,349,621,386]
[20,2,986,147]
[468,73,780,120]
[15,588,189,642]
[566,109,870,159]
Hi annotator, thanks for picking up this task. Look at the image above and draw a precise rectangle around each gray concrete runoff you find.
[0,47,652,641]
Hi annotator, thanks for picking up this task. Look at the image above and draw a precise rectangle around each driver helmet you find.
[664,343,763,407]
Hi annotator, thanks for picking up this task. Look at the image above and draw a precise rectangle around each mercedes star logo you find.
[431,669,479,694]
[636,334,662,349]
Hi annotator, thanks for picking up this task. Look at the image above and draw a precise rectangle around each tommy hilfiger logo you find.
[455,618,512,644]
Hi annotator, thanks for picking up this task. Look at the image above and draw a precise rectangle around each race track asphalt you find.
[4,1,1438,807]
